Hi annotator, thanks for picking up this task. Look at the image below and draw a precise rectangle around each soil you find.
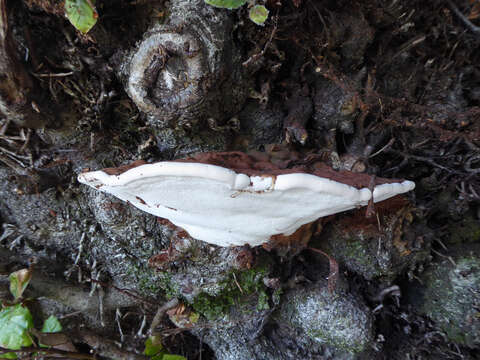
[1,0,480,359]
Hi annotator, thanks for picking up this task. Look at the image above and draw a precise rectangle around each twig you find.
[387,149,461,174]
[31,71,74,77]
[137,313,147,337]
[19,128,31,153]
[0,153,31,175]
[242,12,278,67]
[307,247,339,293]
[369,138,395,158]
[98,286,105,327]
[371,285,401,303]
[0,119,9,135]
[149,298,179,335]
[308,0,330,42]
[116,308,125,342]
[58,310,84,319]
[0,346,94,360]
[434,238,448,251]
[65,232,86,278]
[431,248,456,267]
[447,0,480,35]
[464,154,480,173]
[232,272,244,294]
[390,34,426,61]
[0,145,30,160]
[74,330,149,360]
[89,278,157,306]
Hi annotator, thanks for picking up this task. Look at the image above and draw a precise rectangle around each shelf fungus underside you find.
[78,154,415,247]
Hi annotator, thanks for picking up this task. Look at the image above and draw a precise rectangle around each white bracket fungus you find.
[78,155,415,247]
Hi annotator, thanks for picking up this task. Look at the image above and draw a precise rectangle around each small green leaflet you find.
[249,5,269,26]
[41,316,62,333]
[64,0,98,34]
[8,268,32,300]
[162,355,187,360]
[204,0,247,10]
[144,336,163,358]
[144,336,186,360]
[0,304,34,352]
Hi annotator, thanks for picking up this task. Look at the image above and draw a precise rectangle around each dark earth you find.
[1,0,480,359]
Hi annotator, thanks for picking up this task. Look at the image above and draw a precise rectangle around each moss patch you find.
[192,263,271,320]
[421,256,480,347]
[126,263,165,296]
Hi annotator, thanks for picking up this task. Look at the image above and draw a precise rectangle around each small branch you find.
[242,12,278,67]
[386,149,461,174]
[464,154,480,173]
[447,0,480,35]
[0,346,94,360]
[149,297,179,335]
[74,330,149,360]
[431,248,456,267]
[232,272,244,293]
[368,138,395,159]
[89,278,157,306]
[307,247,339,293]
[31,71,74,78]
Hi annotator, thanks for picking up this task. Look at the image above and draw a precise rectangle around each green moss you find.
[257,291,270,311]
[192,263,271,320]
[342,238,372,267]
[313,231,377,271]
[330,236,383,279]
[192,292,233,320]
[126,263,164,296]
[307,328,365,353]
[156,272,182,299]
[272,287,283,306]
[421,256,480,346]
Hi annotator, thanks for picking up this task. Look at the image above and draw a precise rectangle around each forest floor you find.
[1,0,480,359]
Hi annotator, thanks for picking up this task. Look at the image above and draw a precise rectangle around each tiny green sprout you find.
[8,268,32,301]
[249,5,269,26]
[41,316,62,334]
[204,0,269,25]
[144,335,186,360]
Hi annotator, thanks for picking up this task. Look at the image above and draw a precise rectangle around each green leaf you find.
[144,336,163,357]
[144,336,186,360]
[8,269,32,300]
[0,351,17,359]
[162,355,186,360]
[204,0,247,10]
[249,5,269,26]
[0,304,34,350]
[64,0,98,34]
[41,316,62,333]
[188,312,200,324]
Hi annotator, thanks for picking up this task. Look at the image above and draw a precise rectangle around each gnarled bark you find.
[124,0,250,130]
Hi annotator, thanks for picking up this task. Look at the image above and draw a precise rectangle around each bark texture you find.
[0,0,49,128]
[125,0,249,130]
